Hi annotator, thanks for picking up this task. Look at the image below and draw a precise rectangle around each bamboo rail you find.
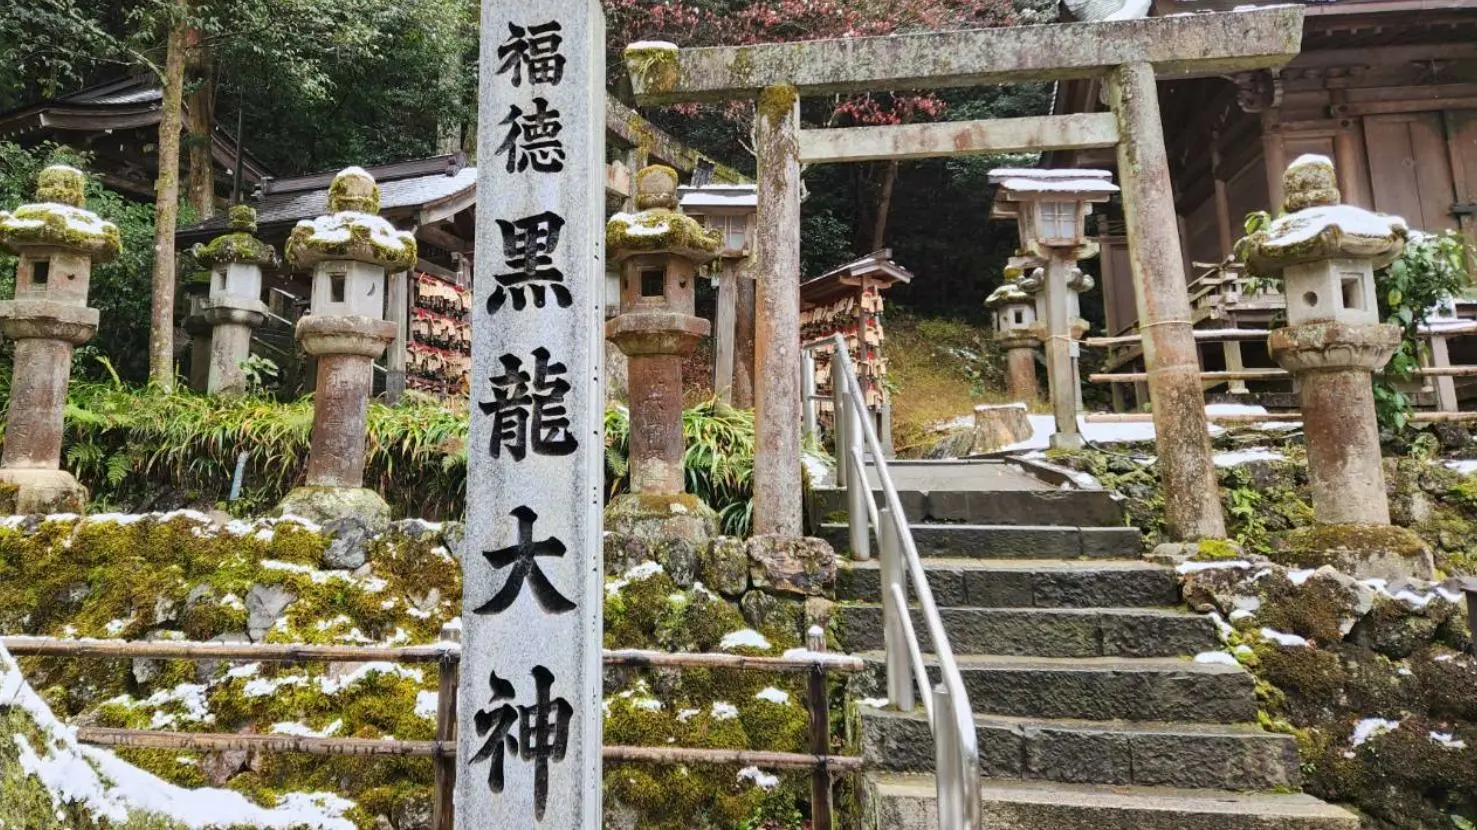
[4,632,860,830]
[1084,329,1271,348]
[1090,368,1289,384]
[0,637,864,674]
[74,728,863,772]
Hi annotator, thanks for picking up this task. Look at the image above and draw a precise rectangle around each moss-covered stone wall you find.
[0,515,834,830]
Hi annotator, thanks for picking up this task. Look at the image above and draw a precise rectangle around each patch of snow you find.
[1177,560,1252,574]
[1228,609,1256,622]
[989,167,1112,180]
[103,617,133,636]
[719,629,772,652]
[1446,459,1477,474]
[737,766,781,790]
[1194,651,1240,666]
[271,720,342,738]
[1260,203,1406,249]
[1260,627,1310,647]
[1213,448,1285,467]
[1430,731,1467,749]
[242,675,308,698]
[711,702,739,721]
[1,642,353,829]
[754,687,790,705]
[317,662,423,695]
[676,708,701,722]
[1287,569,1317,586]
[857,697,890,709]
[627,40,679,51]
[415,691,439,720]
[631,697,664,713]
[608,212,671,238]
[1351,718,1400,746]
[997,177,1119,194]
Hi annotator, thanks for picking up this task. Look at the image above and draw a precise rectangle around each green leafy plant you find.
[239,354,281,393]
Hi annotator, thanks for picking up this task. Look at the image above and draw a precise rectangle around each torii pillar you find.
[624,10,1304,542]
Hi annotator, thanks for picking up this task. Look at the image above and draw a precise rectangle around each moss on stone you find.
[1275,523,1428,569]
[757,85,798,124]
[192,232,277,269]
[605,207,720,259]
[35,165,87,207]
[624,44,681,95]
[0,202,122,261]
[1192,538,1243,561]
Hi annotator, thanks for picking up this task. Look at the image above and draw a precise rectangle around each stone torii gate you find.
[625,7,1304,541]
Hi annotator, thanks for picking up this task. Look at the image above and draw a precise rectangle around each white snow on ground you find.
[998,405,1289,452]
[857,697,890,709]
[1351,718,1401,746]
[1430,731,1468,749]
[271,720,342,738]
[414,690,438,720]
[737,766,780,789]
[0,642,354,829]
[719,629,772,652]
[1447,459,1477,474]
[1213,448,1286,467]
[754,687,791,705]
[710,702,739,721]
[1260,627,1310,647]
[1194,651,1240,666]
[1177,560,1253,574]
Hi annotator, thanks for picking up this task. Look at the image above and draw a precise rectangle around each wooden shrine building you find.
[1048,0,1477,407]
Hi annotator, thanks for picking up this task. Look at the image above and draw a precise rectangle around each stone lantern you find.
[0,165,120,514]
[986,278,1042,403]
[191,205,277,395]
[1244,155,1429,577]
[277,167,416,528]
[605,165,721,541]
[990,168,1116,450]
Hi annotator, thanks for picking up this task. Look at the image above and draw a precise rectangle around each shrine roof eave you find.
[627,6,1304,105]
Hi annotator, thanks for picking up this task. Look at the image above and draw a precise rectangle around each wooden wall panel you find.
[1446,110,1477,241]
[1365,113,1458,231]
[1184,194,1222,266]
[1226,156,1271,228]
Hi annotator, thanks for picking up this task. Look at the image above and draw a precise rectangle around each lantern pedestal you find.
[200,298,268,396]
[998,332,1042,404]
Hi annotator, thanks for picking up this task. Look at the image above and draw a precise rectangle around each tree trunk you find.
[149,19,188,392]
[870,160,898,251]
[184,30,215,220]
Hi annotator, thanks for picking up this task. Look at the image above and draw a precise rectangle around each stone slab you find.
[819,523,1142,560]
[833,559,1181,609]
[863,774,1360,830]
[837,606,1216,658]
[858,708,1300,791]
[458,1,606,826]
[799,114,1120,164]
[863,654,1257,723]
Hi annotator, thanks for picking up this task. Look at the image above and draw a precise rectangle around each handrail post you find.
[802,351,818,442]
[806,626,834,830]
[432,622,460,830]
[934,684,962,830]
[831,353,848,490]
[878,507,914,714]
[845,386,870,562]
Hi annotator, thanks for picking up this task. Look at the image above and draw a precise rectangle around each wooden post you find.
[386,269,408,403]
[432,622,460,830]
[1261,111,1287,212]
[714,260,738,402]
[1044,255,1083,449]
[753,84,804,537]
[1430,335,1460,411]
[805,626,833,830]
[1108,61,1227,541]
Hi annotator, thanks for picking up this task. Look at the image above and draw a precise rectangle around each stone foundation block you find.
[276,485,390,533]
[746,534,836,597]
[0,468,86,515]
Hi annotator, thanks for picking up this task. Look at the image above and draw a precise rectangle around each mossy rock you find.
[1275,523,1434,580]
[605,493,716,545]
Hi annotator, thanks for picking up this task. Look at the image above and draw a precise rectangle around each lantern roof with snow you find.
[0,165,121,262]
[1244,155,1407,274]
[285,167,417,272]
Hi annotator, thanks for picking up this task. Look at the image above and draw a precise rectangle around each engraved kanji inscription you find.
[470,665,573,820]
[478,347,577,460]
[491,212,570,313]
[496,21,566,87]
[474,505,575,615]
[496,98,565,173]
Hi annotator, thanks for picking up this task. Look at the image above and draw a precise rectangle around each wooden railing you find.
[3,629,864,830]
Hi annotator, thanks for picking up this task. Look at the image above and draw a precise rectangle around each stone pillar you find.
[713,259,738,402]
[753,84,803,537]
[1043,258,1083,449]
[1002,337,1041,402]
[277,168,415,528]
[1108,61,1226,541]
[0,165,118,514]
[1247,155,1406,527]
[605,166,719,541]
[191,205,275,396]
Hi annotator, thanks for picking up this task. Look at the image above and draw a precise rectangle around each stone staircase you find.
[814,459,1360,830]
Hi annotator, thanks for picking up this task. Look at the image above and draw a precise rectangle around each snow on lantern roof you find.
[996,177,1119,197]
[986,282,1034,306]
[679,184,758,210]
[988,168,1113,182]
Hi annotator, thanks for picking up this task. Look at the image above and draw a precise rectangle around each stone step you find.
[810,486,1124,527]
[858,653,1257,723]
[837,605,1217,658]
[865,775,1360,830]
[818,523,1142,560]
[836,558,1180,607]
[857,707,1300,791]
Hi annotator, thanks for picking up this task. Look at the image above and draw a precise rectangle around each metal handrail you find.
[826,333,981,829]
